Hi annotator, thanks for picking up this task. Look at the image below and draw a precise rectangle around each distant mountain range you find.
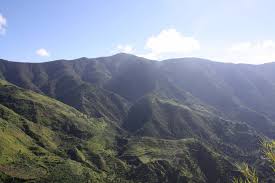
[0,53,274,182]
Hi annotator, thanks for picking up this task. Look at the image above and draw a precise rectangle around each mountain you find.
[0,53,274,182]
[0,79,240,182]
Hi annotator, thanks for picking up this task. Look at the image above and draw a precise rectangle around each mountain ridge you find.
[2,53,275,65]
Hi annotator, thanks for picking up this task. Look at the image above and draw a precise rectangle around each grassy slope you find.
[0,79,250,183]
[123,95,260,151]
[0,80,128,182]
[122,137,236,183]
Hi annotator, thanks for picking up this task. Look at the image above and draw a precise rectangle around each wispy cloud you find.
[113,29,275,64]
[0,14,7,35]
[36,48,50,57]
[226,40,275,64]
[116,44,134,54]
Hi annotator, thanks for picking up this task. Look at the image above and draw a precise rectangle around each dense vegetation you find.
[0,54,274,182]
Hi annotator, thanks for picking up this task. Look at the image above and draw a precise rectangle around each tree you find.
[261,140,275,171]
[233,140,275,183]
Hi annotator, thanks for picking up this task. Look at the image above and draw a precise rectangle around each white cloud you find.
[0,14,7,35]
[116,44,134,54]
[113,29,200,60]
[36,48,50,57]
[144,29,200,59]
[226,40,275,64]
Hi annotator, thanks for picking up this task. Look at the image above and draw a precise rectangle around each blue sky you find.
[0,0,275,64]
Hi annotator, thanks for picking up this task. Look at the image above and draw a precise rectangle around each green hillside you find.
[0,54,274,182]
[0,80,123,182]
